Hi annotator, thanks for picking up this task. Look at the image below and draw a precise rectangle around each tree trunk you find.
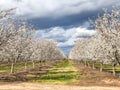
[39,61,41,66]
[77,60,79,64]
[87,62,90,67]
[85,61,87,67]
[11,62,14,73]
[92,62,95,69]
[32,61,35,69]
[100,63,103,72]
[80,61,82,64]
[112,65,116,76]
[43,60,46,65]
[24,62,27,70]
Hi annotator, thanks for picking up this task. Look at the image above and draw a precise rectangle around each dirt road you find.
[0,83,120,90]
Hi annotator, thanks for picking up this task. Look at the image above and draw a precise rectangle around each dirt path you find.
[0,82,120,90]
[72,61,120,86]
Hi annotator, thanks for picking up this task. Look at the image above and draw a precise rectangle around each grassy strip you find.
[29,60,81,84]
[88,61,120,73]
[0,62,39,72]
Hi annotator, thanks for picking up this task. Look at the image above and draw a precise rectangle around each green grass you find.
[29,60,81,84]
[0,66,11,72]
[0,62,39,72]
[88,61,120,73]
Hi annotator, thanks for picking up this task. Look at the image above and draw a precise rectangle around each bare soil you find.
[0,61,60,82]
[0,83,120,90]
[72,61,120,86]
[0,66,49,82]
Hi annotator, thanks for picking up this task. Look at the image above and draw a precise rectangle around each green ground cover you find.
[30,60,81,84]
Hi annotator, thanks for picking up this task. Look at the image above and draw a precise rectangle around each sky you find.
[0,0,119,54]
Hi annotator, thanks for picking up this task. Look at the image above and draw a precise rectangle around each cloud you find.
[0,0,119,19]
[35,26,96,47]
[0,0,118,54]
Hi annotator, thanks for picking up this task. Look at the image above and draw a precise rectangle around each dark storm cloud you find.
[28,9,104,29]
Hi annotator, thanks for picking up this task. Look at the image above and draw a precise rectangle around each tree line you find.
[69,8,120,76]
[0,9,65,73]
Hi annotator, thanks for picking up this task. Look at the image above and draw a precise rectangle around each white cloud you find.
[35,26,96,47]
[0,0,119,18]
